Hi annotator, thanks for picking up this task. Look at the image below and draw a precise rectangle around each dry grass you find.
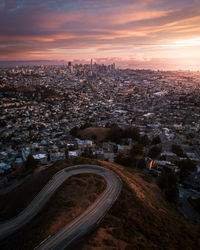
[74,160,200,250]
[78,127,110,141]
[1,158,200,250]
[0,161,71,221]
[0,172,106,250]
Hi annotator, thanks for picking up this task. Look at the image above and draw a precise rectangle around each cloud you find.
[0,0,200,69]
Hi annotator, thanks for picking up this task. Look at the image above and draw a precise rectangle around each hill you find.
[77,127,110,142]
[0,158,200,250]
[75,160,200,249]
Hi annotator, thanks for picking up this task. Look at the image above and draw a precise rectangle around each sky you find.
[0,0,200,69]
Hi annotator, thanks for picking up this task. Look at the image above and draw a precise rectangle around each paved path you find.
[0,165,122,250]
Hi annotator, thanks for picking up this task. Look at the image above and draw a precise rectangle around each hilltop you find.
[0,158,200,250]
[73,160,200,250]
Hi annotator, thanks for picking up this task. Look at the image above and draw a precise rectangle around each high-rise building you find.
[70,65,74,73]
[111,63,115,71]
[90,59,93,71]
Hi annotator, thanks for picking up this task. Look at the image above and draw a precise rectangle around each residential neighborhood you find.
[0,64,200,197]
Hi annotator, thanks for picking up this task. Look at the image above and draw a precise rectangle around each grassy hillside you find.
[0,160,106,250]
[0,161,71,221]
[1,158,200,250]
[77,127,110,142]
[74,160,200,250]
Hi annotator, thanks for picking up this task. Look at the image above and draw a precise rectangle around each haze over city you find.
[0,0,200,70]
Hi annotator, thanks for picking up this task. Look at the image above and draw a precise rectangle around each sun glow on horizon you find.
[0,0,200,69]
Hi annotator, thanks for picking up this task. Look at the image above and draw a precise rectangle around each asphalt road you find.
[0,165,122,249]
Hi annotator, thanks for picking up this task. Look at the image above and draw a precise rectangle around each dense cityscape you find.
[1,0,200,248]
[1,62,200,248]
[0,62,200,187]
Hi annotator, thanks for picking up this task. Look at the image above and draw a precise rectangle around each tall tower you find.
[90,59,93,71]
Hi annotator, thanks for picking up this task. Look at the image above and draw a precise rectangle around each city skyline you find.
[0,0,200,70]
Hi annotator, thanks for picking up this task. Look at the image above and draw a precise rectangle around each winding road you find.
[0,164,122,249]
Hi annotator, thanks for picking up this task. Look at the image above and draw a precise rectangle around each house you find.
[33,154,48,164]
[68,151,79,158]
[0,163,12,172]
[160,152,177,162]
[153,160,177,172]
[145,157,154,170]
[50,152,66,162]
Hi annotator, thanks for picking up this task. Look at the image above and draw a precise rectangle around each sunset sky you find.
[0,0,200,69]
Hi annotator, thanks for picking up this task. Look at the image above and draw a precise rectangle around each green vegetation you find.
[188,197,200,214]
[25,154,39,170]
[130,143,143,157]
[177,159,197,181]
[115,151,130,166]
[115,143,145,169]
[81,147,95,158]
[70,124,141,144]
[152,135,161,145]
[172,144,185,157]
[137,158,146,169]
[159,168,179,204]
[140,134,150,146]
[148,145,162,159]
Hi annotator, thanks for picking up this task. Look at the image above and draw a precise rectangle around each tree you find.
[25,154,39,169]
[123,126,140,141]
[165,186,179,204]
[152,135,161,145]
[81,147,94,158]
[130,143,144,158]
[178,159,197,181]
[70,126,78,137]
[159,168,179,204]
[106,125,123,143]
[171,144,185,157]
[138,158,146,169]
[91,134,97,141]
[149,146,162,159]
[115,151,130,166]
[140,135,150,146]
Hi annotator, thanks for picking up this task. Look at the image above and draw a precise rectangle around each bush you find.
[149,146,162,159]
[106,125,123,143]
[138,158,146,169]
[123,126,140,141]
[172,144,185,157]
[140,135,150,146]
[130,143,144,157]
[178,159,197,181]
[115,152,130,166]
[25,154,39,169]
[152,135,161,145]
[159,169,179,204]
